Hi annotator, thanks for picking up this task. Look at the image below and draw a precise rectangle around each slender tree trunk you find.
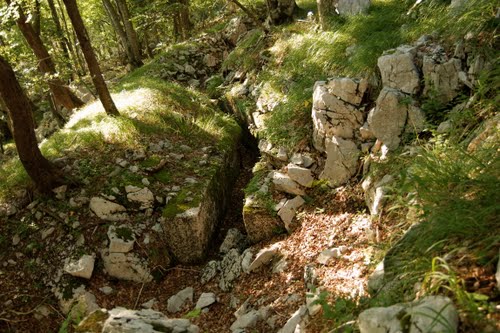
[143,31,154,59]
[32,0,41,36]
[317,0,336,30]
[56,0,86,76]
[4,0,84,111]
[114,0,143,66]
[0,55,63,194]
[47,0,73,74]
[172,0,191,41]
[62,0,120,116]
[266,0,297,24]
[102,0,137,67]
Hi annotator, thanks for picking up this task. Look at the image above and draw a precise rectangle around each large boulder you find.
[378,46,420,95]
[312,81,365,150]
[76,308,199,333]
[423,56,463,104]
[101,250,152,283]
[162,144,240,263]
[336,0,371,15]
[358,296,458,333]
[320,136,360,187]
[367,88,409,150]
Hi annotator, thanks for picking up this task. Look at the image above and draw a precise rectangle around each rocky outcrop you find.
[76,308,199,333]
[378,46,420,95]
[358,296,458,333]
[162,140,240,263]
[320,136,360,186]
[336,0,371,15]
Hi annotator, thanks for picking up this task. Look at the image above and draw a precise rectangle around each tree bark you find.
[0,55,63,194]
[114,0,143,67]
[4,0,84,111]
[47,0,73,74]
[317,0,336,30]
[102,0,137,68]
[172,0,192,41]
[266,0,297,24]
[62,0,120,116]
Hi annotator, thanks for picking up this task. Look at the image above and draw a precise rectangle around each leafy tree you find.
[3,0,84,111]
[0,55,63,194]
[62,0,119,116]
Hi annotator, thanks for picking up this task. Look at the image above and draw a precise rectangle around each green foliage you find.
[311,291,358,332]
[183,308,202,319]
[222,29,265,72]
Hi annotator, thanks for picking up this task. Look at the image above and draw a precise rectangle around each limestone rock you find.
[167,287,194,313]
[196,292,216,309]
[225,17,247,46]
[126,187,154,210]
[230,310,260,332]
[358,296,458,333]
[64,255,95,279]
[278,196,305,233]
[271,172,305,196]
[201,260,220,284]
[287,164,314,188]
[312,82,364,150]
[219,249,242,291]
[248,243,280,272]
[406,105,426,133]
[89,197,128,221]
[423,56,462,103]
[78,308,199,333]
[278,305,308,333]
[220,228,247,254]
[368,88,409,150]
[317,246,347,265]
[362,174,394,216]
[337,0,371,15]
[320,136,360,187]
[57,286,99,317]
[101,250,152,283]
[325,77,368,106]
[107,225,135,253]
[367,261,385,293]
[378,46,420,95]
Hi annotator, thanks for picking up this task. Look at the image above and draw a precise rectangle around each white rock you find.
[358,296,458,333]
[317,246,347,265]
[84,308,200,333]
[320,136,360,187]
[89,197,128,221]
[423,57,462,103]
[141,298,156,309]
[195,292,216,309]
[230,310,260,331]
[64,255,95,279]
[271,172,305,196]
[99,286,113,295]
[127,187,155,210]
[336,0,371,15]
[325,77,368,106]
[367,261,385,292]
[241,249,254,273]
[52,185,68,200]
[278,305,308,333]
[107,225,135,253]
[248,244,280,272]
[278,196,306,232]
[41,227,55,240]
[287,164,314,188]
[12,234,20,246]
[368,88,409,150]
[378,46,420,94]
[220,228,246,254]
[167,287,194,313]
[101,250,152,283]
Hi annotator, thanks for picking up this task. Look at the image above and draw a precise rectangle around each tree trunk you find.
[102,0,137,68]
[266,0,297,24]
[172,0,192,41]
[32,0,41,36]
[229,0,262,27]
[62,0,120,116]
[47,0,73,75]
[56,0,87,75]
[4,0,84,111]
[317,0,336,30]
[0,55,63,194]
[114,0,143,67]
